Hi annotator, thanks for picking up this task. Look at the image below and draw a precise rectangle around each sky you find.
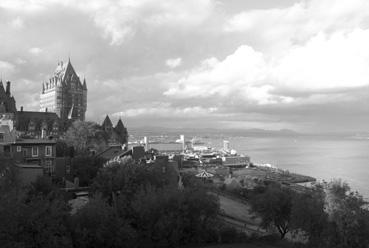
[0,0,369,133]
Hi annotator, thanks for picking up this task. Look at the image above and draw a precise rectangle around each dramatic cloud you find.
[1,0,369,132]
[0,0,215,45]
[166,29,369,106]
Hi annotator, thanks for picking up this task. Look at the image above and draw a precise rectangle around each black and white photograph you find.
[0,0,369,247]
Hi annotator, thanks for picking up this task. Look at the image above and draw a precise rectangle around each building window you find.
[45,146,52,157]
[45,160,54,176]
[32,147,38,157]
[16,146,21,152]
[0,133,3,142]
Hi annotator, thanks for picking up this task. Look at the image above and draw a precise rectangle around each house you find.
[16,108,62,138]
[10,139,57,176]
[95,144,124,160]
[0,123,17,153]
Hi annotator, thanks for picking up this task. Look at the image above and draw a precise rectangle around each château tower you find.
[40,59,87,122]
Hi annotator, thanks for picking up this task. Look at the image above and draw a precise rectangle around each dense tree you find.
[71,155,106,186]
[290,185,328,243]
[319,180,369,248]
[91,157,176,202]
[0,156,19,193]
[249,180,369,247]
[70,195,136,248]
[88,158,222,246]
[56,140,68,157]
[249,183,294,239]
[126,186,220,247]
[0,188,72,248]
[64,120,107,154]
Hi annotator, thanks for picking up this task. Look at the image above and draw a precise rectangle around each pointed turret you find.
[102,115,113,132]
[0,80,5,95]
[115,118,128,144]
[5,81,10,96]
[83,77,87,90]
[115,118,126,132]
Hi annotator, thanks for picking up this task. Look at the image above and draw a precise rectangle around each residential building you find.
[16,107,62,138]
[10,139,57,176]
[0,122,17,153]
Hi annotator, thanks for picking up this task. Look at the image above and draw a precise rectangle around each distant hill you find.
[128,126,300,137]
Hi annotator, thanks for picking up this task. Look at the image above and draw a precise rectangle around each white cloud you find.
[0,61,15,75]
[165,28,369,105]
[29,47,42,55]
[272,30,369,89]
[165,57,182,69]
[164,45,273,104]
[15,58,27,65]
[10,17,24,29]
[0,0,215,45]
[224,0,369,54]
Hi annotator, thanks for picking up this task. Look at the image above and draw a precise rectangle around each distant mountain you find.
[129,126,300,137]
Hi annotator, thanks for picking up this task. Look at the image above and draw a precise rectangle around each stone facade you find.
[40,59,87,122]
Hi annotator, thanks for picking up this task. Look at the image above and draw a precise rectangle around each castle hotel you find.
[0,59,127,144]
[40,59,87,121]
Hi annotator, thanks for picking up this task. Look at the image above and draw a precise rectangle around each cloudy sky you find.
[1,0,369,132]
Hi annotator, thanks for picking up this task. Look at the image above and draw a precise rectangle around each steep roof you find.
[16,111,61,132]
[0,81,4,95]
[115,118,127,134]
[83,78,87,90]
[14,139,56,145]
[53,59,83,87]
[102,115,113,128]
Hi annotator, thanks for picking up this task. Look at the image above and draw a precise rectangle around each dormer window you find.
[32,147,38,157]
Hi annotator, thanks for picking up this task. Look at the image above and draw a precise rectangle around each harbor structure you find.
[40,59,87,122]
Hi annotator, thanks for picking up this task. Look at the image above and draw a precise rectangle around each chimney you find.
[6,81,10,96]
[41,128,46,139]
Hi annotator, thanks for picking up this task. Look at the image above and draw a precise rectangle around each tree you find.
[56,140,69,157]
[0,191,72,248]
[320,180,369,248]
[70,195,136,248]
[0,156,19,193]
[64,120,107,154]
[290,185,329,245]
[91,157,177,202]
[127,186,220,247]
[71,155,106,186]
[249,183,294,239]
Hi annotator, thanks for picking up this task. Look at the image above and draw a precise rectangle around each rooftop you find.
[14,139,56,145]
